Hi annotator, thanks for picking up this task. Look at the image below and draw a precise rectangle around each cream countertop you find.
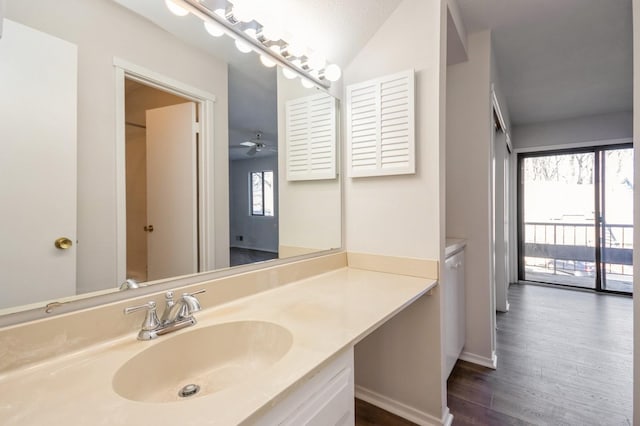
[0,267,436,426]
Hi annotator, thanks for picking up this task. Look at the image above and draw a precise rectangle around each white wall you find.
[276,70,342,256]
[446,31,496,365]
[512,111,633,150]
[229,156,279,253]
[6,0,230,294]
[345,0,448,421]
[344,4,443,261]
[632,1,639,423]
[447,0,468,65]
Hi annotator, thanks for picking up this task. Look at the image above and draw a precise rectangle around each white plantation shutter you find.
[286,92,338,181]
[347,69,415,177]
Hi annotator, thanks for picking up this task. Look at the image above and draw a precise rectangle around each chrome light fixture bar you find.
[173,0,334,89]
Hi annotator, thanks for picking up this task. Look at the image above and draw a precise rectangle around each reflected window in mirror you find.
[251,171,274,217]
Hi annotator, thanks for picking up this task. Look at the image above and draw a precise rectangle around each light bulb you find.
[204,21,224,37]
[165,0,189,16]
[287,40,305,58]
[260,55,276,68]
[235,39,252,53]
[324,64,342,82]
[261,26,282,42]
[269,45,281,55]
[301,78,315,89]
[308,52,326,71]
[244,28,257,39]
[231,2,253,22]
[214,8,226,18]
[282,68,297,79]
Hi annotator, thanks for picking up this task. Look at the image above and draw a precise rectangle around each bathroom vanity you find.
[0,253,437,425]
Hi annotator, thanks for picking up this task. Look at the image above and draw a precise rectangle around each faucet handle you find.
[176,289,206,319]
[124,301,160,331]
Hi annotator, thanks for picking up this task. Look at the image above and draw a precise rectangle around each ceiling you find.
[227,60,278,161]
[456,0,633,126]
[114,0,404,161]
[117,1,633,130]
[230,0,403,68]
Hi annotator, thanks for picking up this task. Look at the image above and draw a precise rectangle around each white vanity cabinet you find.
[444,245,465,378]
[255,347,354,426]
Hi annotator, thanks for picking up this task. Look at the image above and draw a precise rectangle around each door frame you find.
[516,141,633,295]
[114,58,217,284]
[488,86,509,365]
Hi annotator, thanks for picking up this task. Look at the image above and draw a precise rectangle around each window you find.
[250,171,274,216]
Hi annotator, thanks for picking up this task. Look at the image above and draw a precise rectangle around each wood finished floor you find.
[229,247,278,267]
[355,283,632,426]
[355,398,417,426]
[448,283,632,426]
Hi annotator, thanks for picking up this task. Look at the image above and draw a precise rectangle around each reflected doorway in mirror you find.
[124,79,197,282]
[115,59,218,287]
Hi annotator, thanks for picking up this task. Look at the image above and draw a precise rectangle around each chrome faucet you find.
[124,289,206,340]
[119,278,141,291]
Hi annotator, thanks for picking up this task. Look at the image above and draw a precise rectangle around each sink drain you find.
[178,383,200,398]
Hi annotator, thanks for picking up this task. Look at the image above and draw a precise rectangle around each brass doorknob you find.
[54,237,73,249]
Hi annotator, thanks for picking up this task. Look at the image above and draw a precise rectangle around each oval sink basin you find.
[113,321,293,403]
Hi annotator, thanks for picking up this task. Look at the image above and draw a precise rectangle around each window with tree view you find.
[251,171,274,216]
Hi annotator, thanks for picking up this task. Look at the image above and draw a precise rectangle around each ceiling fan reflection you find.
[234,132,277,156]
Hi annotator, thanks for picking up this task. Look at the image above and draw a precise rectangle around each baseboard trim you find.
[459,351,497,369]
[355,385,449,426]
[442,407,454,426]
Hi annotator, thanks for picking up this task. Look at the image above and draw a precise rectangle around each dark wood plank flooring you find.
[229,247,278,267]
[448,283,632,426]
[354,283,632,426]
[355,398,417,426]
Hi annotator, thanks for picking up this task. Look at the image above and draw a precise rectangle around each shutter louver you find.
[347,69,415,177]
[286,93,337,181]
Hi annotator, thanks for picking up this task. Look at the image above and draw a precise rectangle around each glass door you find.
[599,147,634,293]
[520,151,597,289]
[518,145,633,294]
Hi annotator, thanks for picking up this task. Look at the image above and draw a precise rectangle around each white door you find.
[503,145,511,288]
[145,102,198,281]
[493,130,509,312]
[0,20,77,308]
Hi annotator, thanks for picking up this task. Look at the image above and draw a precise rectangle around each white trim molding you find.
[113,57,217,282]
[0,0,5,39]
[355,385,452,426]
[513,137,633,154]
[490,85,508,132]
[459,350,498,370]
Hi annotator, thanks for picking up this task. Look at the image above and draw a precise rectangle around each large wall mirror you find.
[0,0,341,317]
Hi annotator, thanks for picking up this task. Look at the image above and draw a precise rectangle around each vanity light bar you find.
[173,0,333,89]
